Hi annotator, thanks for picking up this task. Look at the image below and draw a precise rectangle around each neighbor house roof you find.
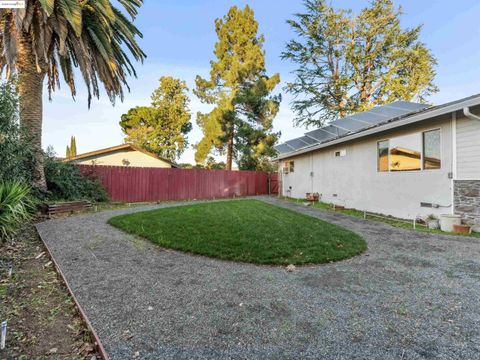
[65,143,178,168]
[275,94,480,160]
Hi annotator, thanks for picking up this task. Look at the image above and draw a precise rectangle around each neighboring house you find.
[66,144,176,168]
[274,94,480,228]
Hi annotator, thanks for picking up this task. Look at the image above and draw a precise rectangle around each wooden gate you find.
[269,172,279,195]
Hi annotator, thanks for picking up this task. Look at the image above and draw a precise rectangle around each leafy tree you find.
[236,125,279,171]
[66,136,77,158]
[0,1,146,190]
[120,76,192,161]
[0,80,34,184]
[194,5,281,170]
[282,0,438,128]
[205,156,226,170]
[177,163,193,169]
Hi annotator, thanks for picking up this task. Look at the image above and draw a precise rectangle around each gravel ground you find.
[36,197,480,360]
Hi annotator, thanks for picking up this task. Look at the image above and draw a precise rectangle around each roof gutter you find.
[275,96,480,161]
[463,107,480,121]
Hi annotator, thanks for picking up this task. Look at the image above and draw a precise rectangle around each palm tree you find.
[0,0,146,190]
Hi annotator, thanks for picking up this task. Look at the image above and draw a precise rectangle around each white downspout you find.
[451,112,457,215]
[463,107,480,122]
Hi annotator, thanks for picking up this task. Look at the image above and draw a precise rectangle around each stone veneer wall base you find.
[454,180,480,232]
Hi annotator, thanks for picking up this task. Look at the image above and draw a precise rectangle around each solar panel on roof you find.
[298,136,318,145]
[284,136,320,150]
[305,128,337,142]
[274,143,294,154]
[345,113,376,125]
[322,125,349,137]
[331,117,369,132]
[368,106,410,119]
[347,111,388,125]
[276,101,432,157]
[285,138,309,150]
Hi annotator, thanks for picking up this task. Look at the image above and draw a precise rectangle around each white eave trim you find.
[275,96,480,160]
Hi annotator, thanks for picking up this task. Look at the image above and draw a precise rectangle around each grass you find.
[281,197,480,238]
[108,199,367,265]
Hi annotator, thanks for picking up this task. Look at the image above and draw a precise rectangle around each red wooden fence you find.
[78,165,278,203]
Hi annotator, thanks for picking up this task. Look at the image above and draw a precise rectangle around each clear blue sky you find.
[43,0,480,164]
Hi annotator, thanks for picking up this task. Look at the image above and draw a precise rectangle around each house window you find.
[283,161,294,173]
[389,133,422,171]
[289,161,295,173]
[423,129,441,170]
[377,140,389,172]
[377,129,441,172]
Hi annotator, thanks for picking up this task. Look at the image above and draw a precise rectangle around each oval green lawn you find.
[108,199,367,265]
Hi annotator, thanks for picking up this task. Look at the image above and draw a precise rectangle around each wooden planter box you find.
[306,193,320,201]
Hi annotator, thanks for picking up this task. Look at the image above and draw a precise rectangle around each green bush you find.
[44,150,108,202]
[0,81,35,184]
[0,182,36,243]
[0,80,108,205]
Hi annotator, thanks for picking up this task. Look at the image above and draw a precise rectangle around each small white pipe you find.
[463,107,480,121]
[452,112,457,215]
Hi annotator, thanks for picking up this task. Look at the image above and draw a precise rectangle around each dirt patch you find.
[0,225,98,359]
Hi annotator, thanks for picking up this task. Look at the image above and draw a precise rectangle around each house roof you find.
[65,143,178,168]
[275,94,480,160]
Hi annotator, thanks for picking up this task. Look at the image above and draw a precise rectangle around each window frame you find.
[376,128,442,173]
[422,128,442,171]
[377,139,390,172]
[289,160,295,173]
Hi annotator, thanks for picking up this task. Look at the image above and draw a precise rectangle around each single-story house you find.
[274,94,480,228]
[65,144,177,168]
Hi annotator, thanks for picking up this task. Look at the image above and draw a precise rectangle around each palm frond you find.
[0,0,146,106]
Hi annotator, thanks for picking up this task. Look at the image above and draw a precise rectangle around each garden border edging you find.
[35,225,110,360]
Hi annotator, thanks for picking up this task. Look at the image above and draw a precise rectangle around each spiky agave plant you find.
[0,182,36,243]
[0,0,146,190]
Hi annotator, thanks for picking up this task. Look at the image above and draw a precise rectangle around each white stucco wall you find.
[73,149,172,168]
[280,115,454,220]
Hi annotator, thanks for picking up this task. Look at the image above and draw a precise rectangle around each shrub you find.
[0,182,36,243]
[0,80,107,204]
[0,81,35,184]
[44,150,108,202]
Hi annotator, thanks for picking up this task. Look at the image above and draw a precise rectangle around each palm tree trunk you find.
[16,31,47,191]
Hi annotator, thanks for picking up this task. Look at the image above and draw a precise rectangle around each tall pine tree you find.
[194,5,281,170]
